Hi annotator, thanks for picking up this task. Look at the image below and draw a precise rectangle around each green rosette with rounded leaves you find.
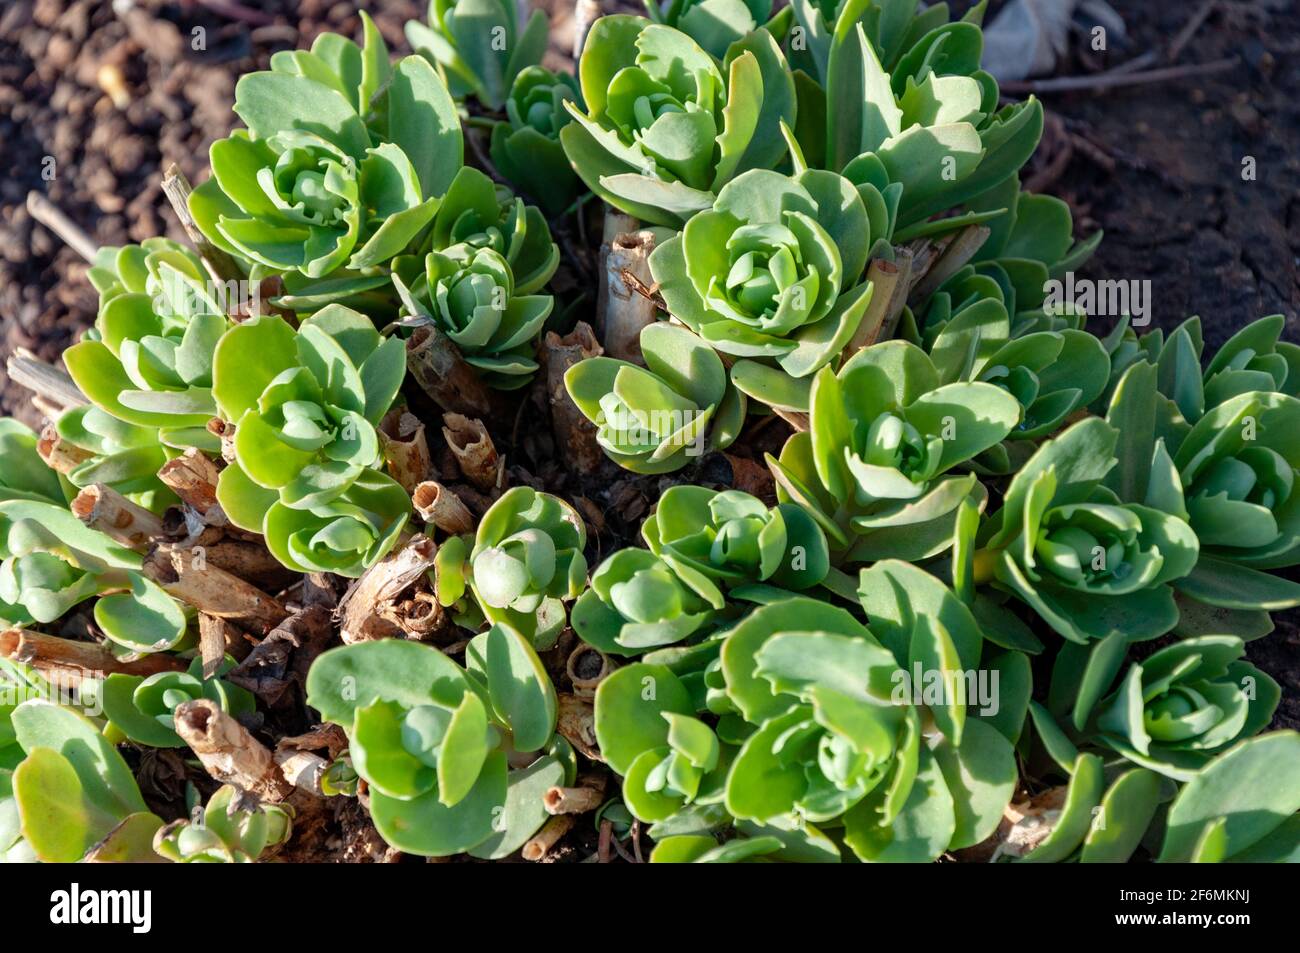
[559,15,796,227]
[651,169,878,393]
[645,0,775,60]
[405,0,549,111]
[5,701,162,863]
[191,14,463,302]
[50,407,172,506]
[489,66,585,216]
[435,486,587,648]
[154,785,293,863]
[425,166,559,297]
[571,548,724,656]
[564,322,747,474]
[640,485,830,593]
[103,656,255,749]
[967,414,1200,644]
[0,420,65,505]
[394,242,553,390]
[767,339,1020,563]
[306,633,572,858]
[0,500,186,653]
[64,239,234,454]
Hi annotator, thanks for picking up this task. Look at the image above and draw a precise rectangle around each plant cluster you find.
[3,1,1296,866]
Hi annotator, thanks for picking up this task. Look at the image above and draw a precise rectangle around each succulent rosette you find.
[394,242,553,390]
[651,169,878,390]
[0,420,65,505]
[489,66,585,216]
[191,15,463,299]
[154,785,293,863]
[641,485,829,593]
[434,487,588,647]
[427,167,560,296]
[646,0,774,59]
[768,340,1021,562]
[405,0,548,111]
[103,657,255,749]
[559,15,796,226]
[307,633,573,858]
[571,548,723,655]
[564,322,747,474]
[968,414,1200,644]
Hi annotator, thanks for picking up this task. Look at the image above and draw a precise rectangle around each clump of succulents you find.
[103,656,255,748]
[434,486,588,647]
[490,67,585,216]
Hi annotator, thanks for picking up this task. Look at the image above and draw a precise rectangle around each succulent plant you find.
[212,306,411,574]
[489,66,585,216]
[434,486,588,647]
[641,485,829,593]
[0,500,187,652]
[306,632,572,857]
[154,785,292,863]
[405,0,549,111]
[191,15,463,300]
[564,322,747,474]
[0,420,65,506]
[571,548,723,655]
[394,243,553,391]
[425,166,560,297]
[650,169,878,392]
[65,239,232,454]
[559,15,795,226]
[4,701,162,863]
[966,411,1200,644]
[644,0,774,59]
[102,656,255,749]
[767,340,1021,562]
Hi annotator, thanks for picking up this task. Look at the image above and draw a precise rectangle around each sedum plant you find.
[66,239,232,454]
[154,785,292,863]
[489,66,585,217]
[768,340,1020,562]
[644,0,774,60]
[0,420,65,505]
[192,15,463,304]
[405,0,548,111]
[434,486,588,648]
[212,307,411,576]
[306,632,572,858]
[4,701,163,863]
[394,243,553,390]
[640,485,830,593]
[559,15,795,226]
[102,657,255,749]
[650,169,877,392]
[564,322,747,473]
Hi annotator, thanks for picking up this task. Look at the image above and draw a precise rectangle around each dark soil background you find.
[0,0,1296,751]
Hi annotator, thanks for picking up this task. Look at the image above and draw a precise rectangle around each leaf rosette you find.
[154,785,292,863]
[306,633,571,858]
[646,0,774,60]
[0,420,65,505]
[489,66,585,216]
[768,340,1020,562]
[641,485,829,592]
[405,0,549,111]
[192,16,463,297]
[651,169,878,389]
[559,15,796,226]
[103,657,255,749]
[395,242,553,390]
[564,322,747,474]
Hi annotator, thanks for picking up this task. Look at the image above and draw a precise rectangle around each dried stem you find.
[160,163,245,286]
[907,225,990,305]
[573,0,601,61]
[338,536,438,644]
[25,191,98,263]
[406,325,493,418]
[842,256,912,363]
[198,613,250,678]
[544,777,607,815]
[379,410,433,493]
[143,546,289,634]
[598,229,659,363]
[412,481,474,534]
[566,643,614,698]
[173,699,293,802]
[522,814,575,861]
[5,349,87,412]
[157,449,225,525]
[556,693,602,761]
[442,413,503,492]
[36,424,92,474]
[0,629,185,680]
[544,321,605,476]
[70,484,164,550]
